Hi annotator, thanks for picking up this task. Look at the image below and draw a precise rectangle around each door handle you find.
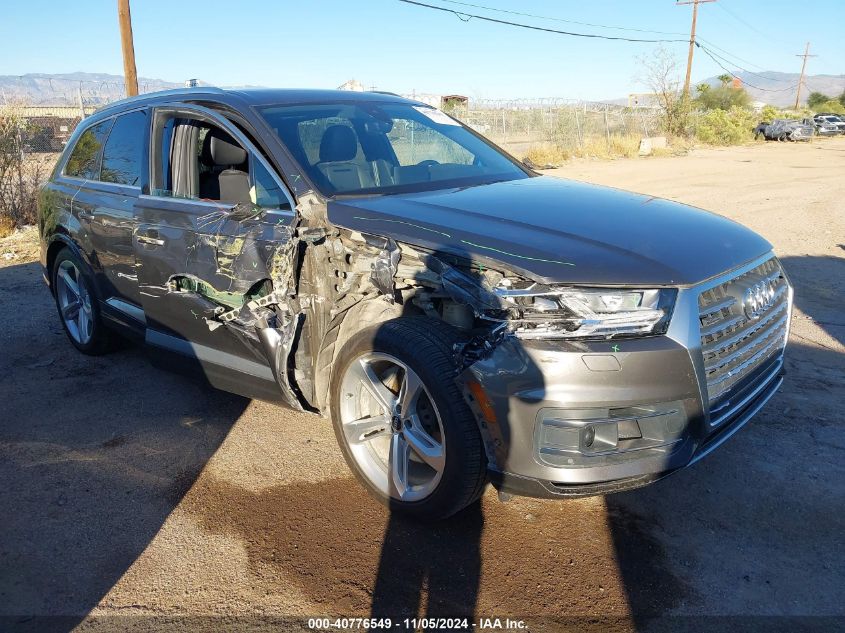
[137,234,165,247]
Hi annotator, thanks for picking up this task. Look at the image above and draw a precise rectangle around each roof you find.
[91,87,417,118]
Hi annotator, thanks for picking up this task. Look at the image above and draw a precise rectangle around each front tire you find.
[330,317,487,520]
[52,248,111,355]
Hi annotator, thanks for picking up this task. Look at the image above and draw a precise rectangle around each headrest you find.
[202,128,247,167]
[319,125,358,163]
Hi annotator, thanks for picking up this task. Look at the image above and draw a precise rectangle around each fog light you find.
[583,425,595,448]
[535,401,688,468]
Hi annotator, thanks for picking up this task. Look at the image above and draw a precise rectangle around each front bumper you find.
[463,254,792,499]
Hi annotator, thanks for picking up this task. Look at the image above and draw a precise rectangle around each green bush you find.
[694,107,756,145]
[811,100,845,115]
[695,83,751,111]
[760,105,780,122]
[807,92,831,108]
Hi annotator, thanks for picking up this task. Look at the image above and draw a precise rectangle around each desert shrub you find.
[0,214,14,238]
[811,100,845,115]
[0,109,46,230]
[760,105,779,122]
[695,82,751,111]
[524,143,571,168]
[572,134,642,159]
[807,92,831,108]
[695,107,756,145]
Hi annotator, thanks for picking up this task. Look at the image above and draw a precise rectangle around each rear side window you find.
[101,110,147,186]
[65,120,113,179]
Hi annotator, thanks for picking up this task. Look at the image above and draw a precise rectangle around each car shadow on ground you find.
[606,252,845,630]
[780,253,845,347]
[3,251,844,631]
[605,343,844,631]
[0,261,249,632]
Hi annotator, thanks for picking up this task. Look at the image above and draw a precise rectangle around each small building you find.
[13,106,97,153]
[337,79,365,92]
[627,93,663,109]
[401,93,468,110]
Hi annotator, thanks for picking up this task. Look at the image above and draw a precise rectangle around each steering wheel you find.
[417,159,440,168]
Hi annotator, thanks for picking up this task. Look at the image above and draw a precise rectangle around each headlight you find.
[492,284,677,339]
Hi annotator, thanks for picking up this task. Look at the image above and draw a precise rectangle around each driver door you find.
[134,103,297,400]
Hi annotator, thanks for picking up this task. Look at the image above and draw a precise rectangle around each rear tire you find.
[52,248,111,355]
[330,317,487,520]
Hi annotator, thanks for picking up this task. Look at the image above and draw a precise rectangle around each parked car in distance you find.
[39,88,793,519]
[813,113,845,134]
[761,119,814,142]
[805,117,840,137]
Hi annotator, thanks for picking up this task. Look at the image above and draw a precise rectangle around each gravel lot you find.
[1,138,843,632]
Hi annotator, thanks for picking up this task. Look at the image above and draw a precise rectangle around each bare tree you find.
[636,46,689,136]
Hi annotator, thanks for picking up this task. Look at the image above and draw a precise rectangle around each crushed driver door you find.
[134,103,302,406]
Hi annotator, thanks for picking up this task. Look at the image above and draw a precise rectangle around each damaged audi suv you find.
[39,88,792,519]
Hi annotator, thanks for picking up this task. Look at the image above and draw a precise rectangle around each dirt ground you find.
[1,138,843,632]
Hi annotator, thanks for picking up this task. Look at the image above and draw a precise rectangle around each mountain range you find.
[700,71,845,108]
[3,71,844,109]
[0,72,206,106]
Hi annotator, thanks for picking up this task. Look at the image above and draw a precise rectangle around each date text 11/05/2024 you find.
[307,617,527,630]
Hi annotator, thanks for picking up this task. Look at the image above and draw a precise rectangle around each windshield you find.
[258,101,529,196]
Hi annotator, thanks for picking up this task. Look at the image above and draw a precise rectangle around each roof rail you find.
[93,86,229,113]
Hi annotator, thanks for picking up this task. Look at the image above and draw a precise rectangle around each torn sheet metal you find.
[369,236,401,302]
[134,195,307,409]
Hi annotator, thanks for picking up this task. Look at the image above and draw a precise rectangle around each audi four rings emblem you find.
[742,279,778,319]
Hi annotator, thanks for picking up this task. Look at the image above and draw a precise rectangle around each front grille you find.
[698,257,790,408]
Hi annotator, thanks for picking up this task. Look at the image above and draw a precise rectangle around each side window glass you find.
[65,120,113,179]
[252,160,291,210]
[100,110,147,186]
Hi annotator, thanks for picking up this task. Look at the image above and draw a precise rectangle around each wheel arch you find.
[313,296,411,415]
[45,235,93,295]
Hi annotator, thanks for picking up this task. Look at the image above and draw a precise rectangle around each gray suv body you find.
[39,88,792,519]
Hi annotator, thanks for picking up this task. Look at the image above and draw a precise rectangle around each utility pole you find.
[77,82,86,120]
[793,42,817,110]
[676,0,716,100]
[117,0,139,97]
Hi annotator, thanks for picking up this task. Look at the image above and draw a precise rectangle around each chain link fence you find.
[0,77,169,232]
[445,99,671,159]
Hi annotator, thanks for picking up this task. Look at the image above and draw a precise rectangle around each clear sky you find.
[3,0,843,100]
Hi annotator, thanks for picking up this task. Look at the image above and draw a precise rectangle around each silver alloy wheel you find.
[339,352,446,502]
[56,259,94,345]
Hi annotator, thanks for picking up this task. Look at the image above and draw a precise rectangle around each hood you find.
[328,176,772,286]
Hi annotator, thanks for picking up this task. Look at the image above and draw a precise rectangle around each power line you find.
[696,37,773,72]
[698,44,796,84]
[399,0,807,93]
[431,0,688,36]
[696,43,799,93]
[396,0,690,43]
[715,0,794,49]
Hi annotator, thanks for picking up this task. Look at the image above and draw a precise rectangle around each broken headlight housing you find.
[492,284,677,340]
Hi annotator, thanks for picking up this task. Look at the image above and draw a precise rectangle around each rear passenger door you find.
[62,112,147,316]
[84,109,148,310]
[134,104,297,396]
